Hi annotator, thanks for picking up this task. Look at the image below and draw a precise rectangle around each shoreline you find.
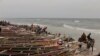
[47,25,100,52]
[0,20,99,56]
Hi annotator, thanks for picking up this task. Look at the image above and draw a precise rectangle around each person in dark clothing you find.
[87,33,93,41]
[78,33,87,43]
[86,33,95,52]
[42,27,47,33]
[0,27,1,32]
[36,26,42,35]
[64,37,75,42]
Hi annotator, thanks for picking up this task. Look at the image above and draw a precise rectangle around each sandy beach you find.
[0,20,99,56]
[1,0,100,55]
[47,25,100,53]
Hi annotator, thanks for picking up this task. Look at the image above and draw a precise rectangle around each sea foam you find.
[74,20,80,23]
[63,24,100,34]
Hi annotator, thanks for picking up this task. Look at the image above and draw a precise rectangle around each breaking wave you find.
[74,20,80,23]
[63,24,100,34]
[63,24,74,29]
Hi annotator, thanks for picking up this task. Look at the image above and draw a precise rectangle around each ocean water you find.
[1,18,100,33]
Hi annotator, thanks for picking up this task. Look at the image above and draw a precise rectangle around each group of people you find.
[0,20,49,35]
[0,20,11,26]
[78,33,95,52]
[33,25,48,35]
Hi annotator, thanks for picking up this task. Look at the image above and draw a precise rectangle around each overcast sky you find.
[0,0,100,18]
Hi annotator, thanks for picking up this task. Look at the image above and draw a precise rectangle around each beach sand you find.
[47,25,100,54]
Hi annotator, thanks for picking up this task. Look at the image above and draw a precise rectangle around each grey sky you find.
[0,0,100,18]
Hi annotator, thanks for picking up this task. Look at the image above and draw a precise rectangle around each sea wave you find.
[63,24,74,29]
[63,24,100,34]
[33,23,47,27]
[74,20,80,23]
